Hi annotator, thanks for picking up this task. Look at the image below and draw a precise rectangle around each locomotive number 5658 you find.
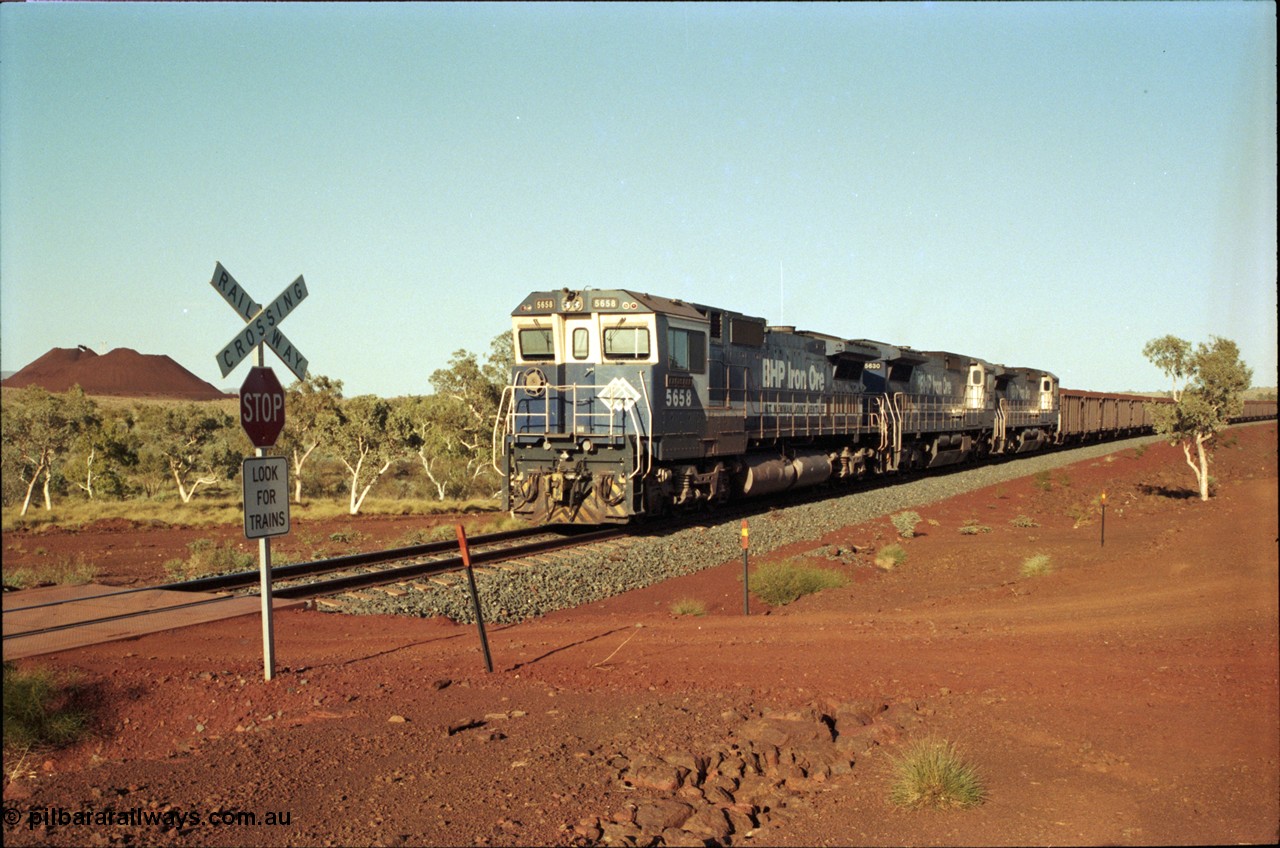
[665,388,695,408]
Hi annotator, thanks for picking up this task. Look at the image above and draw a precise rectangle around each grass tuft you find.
[888,736,986,810]
[670,598,707,616]
[3,662,91,753]
[891,511,922,538]
[749,559,849,606]
[958,519,991,535]
[1,556,98,590]
[1009,514,1039,528]
[874,544,908,571]
[163,538,255,581]
[1021,553,1053,577]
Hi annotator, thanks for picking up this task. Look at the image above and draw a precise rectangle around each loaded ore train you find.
[493,289,1275,524]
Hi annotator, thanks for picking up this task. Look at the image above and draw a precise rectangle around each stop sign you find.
[240,366,286,448]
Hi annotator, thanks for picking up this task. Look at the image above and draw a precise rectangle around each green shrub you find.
[163,538,254,581]
[2,569,34,591]
[749,559,848,605]
[891,511,922,538]
[1033,470,1053,492]
[874,544,908,571]
[267,549,302,566]
[670,598,707,616]
[1067,496,1102,528]
[0,557,97,590]
[328,529,369,545]
[3,662,90,753]
[394,527,438,546]
[1009,515,1039,528]
[1021,553,1053,577]
[888,736,986,810]
[958,519,991,535]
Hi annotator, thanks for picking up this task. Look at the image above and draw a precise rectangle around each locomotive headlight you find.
[581,439,595,454]
[542,439,553,451]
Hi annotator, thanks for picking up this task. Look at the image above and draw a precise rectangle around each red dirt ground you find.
[3,424,1277,847]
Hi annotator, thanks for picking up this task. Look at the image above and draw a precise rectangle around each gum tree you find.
[1142,335,1252,501]
[398,394,471,501]
[281,373,343,503]
[135,404,240,502]
[426,331,512,498]
[0,386,97,513]
[330,395,407,514]
[66,405,137,500]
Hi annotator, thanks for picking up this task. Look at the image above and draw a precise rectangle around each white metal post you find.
[256,343,276,681]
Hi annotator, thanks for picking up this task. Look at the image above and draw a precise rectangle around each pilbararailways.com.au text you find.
[5,805,293,831]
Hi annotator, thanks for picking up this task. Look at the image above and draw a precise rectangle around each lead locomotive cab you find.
[496,289,714,524]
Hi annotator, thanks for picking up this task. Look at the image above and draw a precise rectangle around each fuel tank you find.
[736,450,833,498]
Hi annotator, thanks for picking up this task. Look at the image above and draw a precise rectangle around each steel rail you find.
[273,527,624,599]
[3,595,242,642]
[3,527,625,642]
[2,525,569,614]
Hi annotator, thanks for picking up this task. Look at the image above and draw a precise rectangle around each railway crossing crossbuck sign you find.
[207,261,313,683]
[210,262,310,382]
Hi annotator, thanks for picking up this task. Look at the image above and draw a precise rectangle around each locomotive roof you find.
[1000,365,1059,381]
[848,339,931,366]
[791,330,886,362]
[915,349,996,371]
[513,289,715,321]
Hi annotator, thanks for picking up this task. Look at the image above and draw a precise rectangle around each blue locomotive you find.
[495,288,1061,524]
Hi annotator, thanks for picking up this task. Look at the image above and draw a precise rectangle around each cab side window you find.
[667,328,706,373]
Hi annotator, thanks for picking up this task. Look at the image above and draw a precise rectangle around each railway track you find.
[2,524,625,650]
[8,425,1257,654]
[1,432,1164,650]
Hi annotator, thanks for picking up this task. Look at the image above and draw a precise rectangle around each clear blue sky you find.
[2,2,1275,397]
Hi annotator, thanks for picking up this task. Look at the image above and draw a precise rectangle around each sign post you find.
[1100,491,1107,547]
[455,525,494,673]
[211,262,310,682]
[741,520,750,616]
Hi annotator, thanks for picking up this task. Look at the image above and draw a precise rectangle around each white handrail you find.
[632,371,654,479]
[491,384,515,478]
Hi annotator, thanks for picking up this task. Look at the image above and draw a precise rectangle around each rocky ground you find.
[2,423,1277,847]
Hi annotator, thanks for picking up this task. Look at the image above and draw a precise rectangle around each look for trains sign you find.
[243,456,289,539]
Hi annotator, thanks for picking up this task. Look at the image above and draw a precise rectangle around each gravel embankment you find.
[330,435,1163,624]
